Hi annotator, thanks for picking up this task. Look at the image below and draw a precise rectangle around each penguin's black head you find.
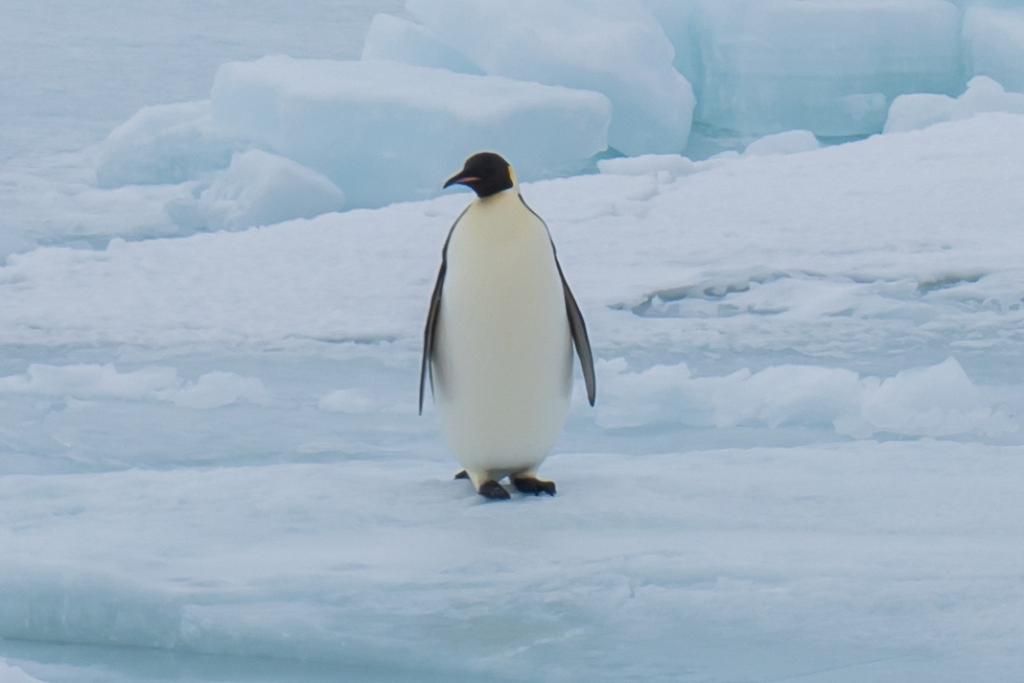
[443,152,516,198]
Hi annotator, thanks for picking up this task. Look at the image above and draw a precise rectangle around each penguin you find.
[419,152,596,500]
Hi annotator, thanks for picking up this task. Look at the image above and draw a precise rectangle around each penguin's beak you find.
[443,172,481,189]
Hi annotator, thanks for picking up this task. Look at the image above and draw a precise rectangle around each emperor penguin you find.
[419,152,596,500]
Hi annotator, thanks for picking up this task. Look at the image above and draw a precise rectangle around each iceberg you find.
[404,0,694,155]
[662,0,963,137]
[211,56,611,208]
[963,6,1024,94]
[361,13,481,75]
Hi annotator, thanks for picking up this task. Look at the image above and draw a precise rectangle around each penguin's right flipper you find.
[419,208,469,416]
[454,469,469,480]
[478,480,511,500]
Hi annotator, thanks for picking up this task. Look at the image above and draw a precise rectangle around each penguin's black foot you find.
[478,480,511,500]
[511,477,556,496]
[454,469,469,480]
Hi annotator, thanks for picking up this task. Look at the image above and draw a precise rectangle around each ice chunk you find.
[361,13,481,75]
[951,76,1024,118]
[596,358,1013,438]
[169,149,345,231]
[405,0,694,155]
[885,76,1024,134]
[96,101,238,188]
[883,93,955,134]
[211,56,610,208]
[963,6,1024,94]
[744,130,819,156]
[681,0,962,136]
[852,357,1000,438]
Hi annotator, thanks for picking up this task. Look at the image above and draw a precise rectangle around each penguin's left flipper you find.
[454,469,469,480]
[511,477,556,496]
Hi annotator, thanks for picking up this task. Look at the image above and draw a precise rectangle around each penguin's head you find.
[443,152,516,198]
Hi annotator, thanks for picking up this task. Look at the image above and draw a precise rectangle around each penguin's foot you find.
[511,477,556,496]
[477,480,511,500]
[454,469,469,480]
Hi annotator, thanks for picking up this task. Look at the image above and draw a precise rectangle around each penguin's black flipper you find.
[419,261,445,416]
[558,266,596,407]
[517,194,597,407]
[453,469,469,480]
[420,208,469,415]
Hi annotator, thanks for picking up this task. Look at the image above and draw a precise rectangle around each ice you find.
[596,357,1013,438]
[2,444,1023,681]
[885,76,1024,133]
[403,0,694,155]
[167,149,346,232]
[673,0,963,136]
[882,93,956,134]
[361,13,481,75]
[744,129,819,156]
[5,74,1024,682]
[963,6,1024,94]
[210,56,611,208]
[95,101,238,188]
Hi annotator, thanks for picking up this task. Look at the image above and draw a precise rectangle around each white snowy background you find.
[2,1,1023,681]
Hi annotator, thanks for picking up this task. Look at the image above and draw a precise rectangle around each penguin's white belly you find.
[433,196,572,476]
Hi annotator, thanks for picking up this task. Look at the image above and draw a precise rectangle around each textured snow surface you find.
[3,114,1024,681]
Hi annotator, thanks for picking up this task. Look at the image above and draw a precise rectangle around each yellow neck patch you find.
[508,165,518,187]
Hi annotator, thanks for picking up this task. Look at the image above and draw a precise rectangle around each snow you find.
[403,0,695,155]
[885,76,1024,134]
[168,149,346,232]
[596,154,701,180]
[744,129,820,156]
[210,56,611,208]
[3,111,1024,681]
[676,0,963,136]
[963,5,1024,94]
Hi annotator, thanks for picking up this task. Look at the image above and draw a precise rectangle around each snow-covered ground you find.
[3,2,1024,682]
[3,113,1024,681]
